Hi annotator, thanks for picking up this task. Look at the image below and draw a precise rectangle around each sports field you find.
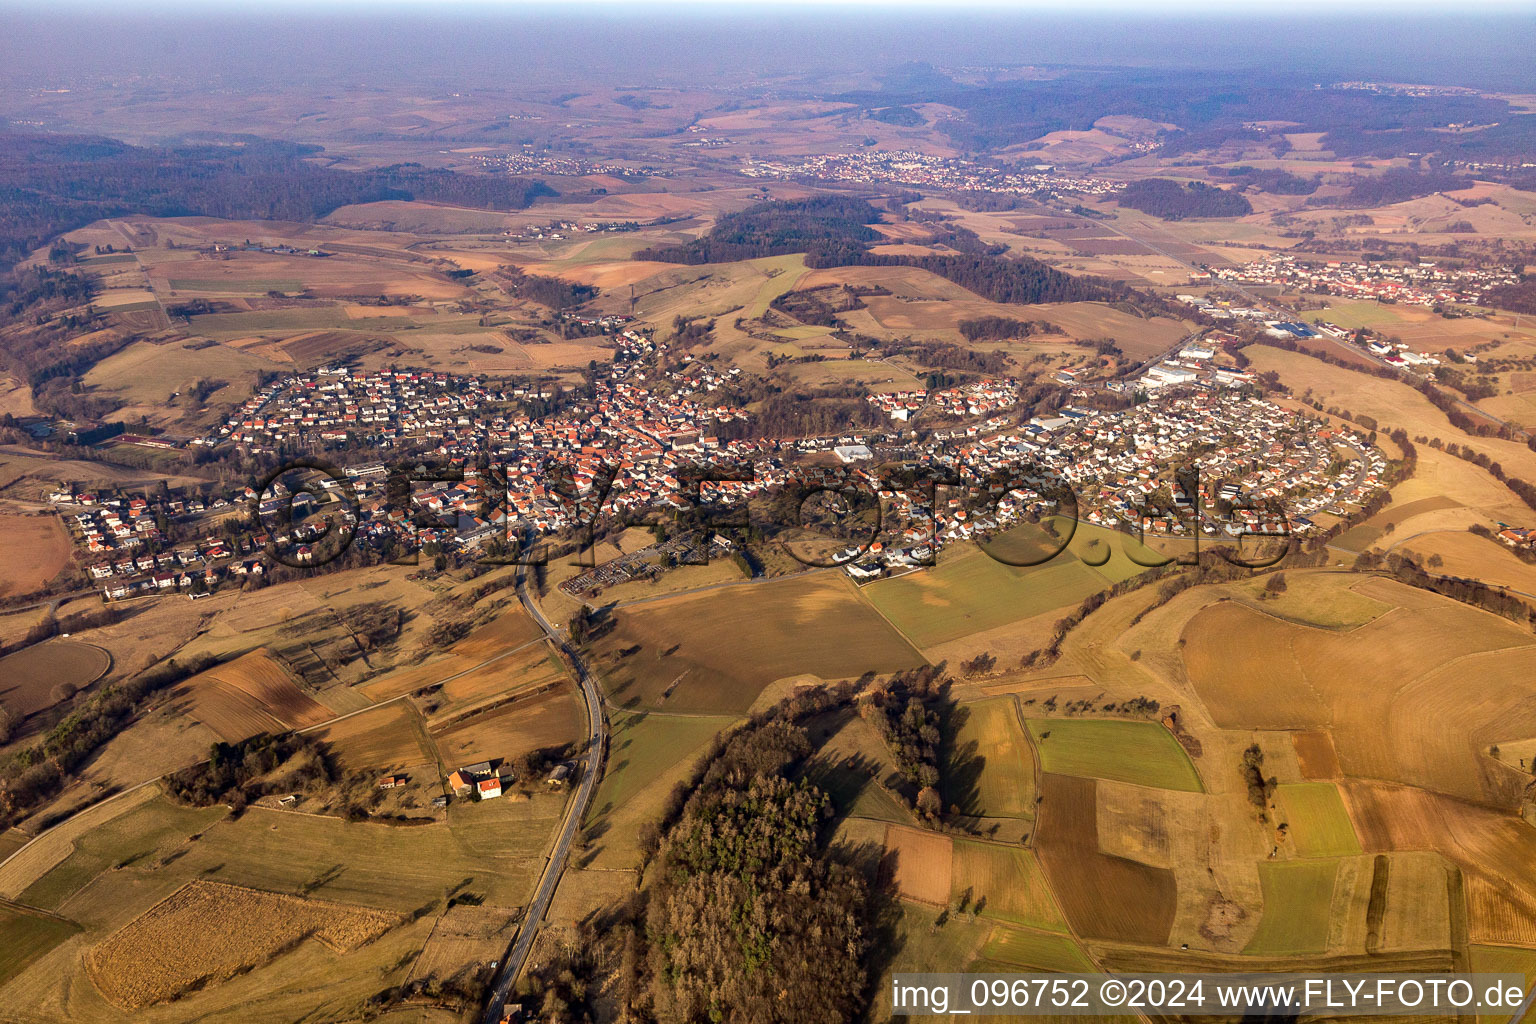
[1026,719,1203,792]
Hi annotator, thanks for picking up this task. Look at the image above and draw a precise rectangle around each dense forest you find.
[1481,277,1536,315]
[809,248,1124,305]
[0,129,553,275]
[867,105,926,127]
[958,316,1062,341]
[643,717,868,1024]
[835,67,1522,156]
[638,195,1130,307]
[495,267,599,310]
[1117,178,1253,220]
[1316,168,1473,208]
[634,196,881,264]
[1213,166,1320,196]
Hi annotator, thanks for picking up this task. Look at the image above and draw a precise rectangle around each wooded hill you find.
[0,129,554,275]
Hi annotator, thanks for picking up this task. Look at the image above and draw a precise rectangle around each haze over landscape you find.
[1,3,1536,1023]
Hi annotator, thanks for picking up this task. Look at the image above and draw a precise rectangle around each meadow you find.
[1244,860,1340,955]
[1026,719,1203,793]
[584,709,739,868]
[1276,782,1363,858]
[943,698,1037,840]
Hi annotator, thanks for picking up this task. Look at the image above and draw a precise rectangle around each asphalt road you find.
[480,567,608,1024]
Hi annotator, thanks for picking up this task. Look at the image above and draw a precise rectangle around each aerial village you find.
[42,317,1391,601]
[740,150,1124,197]
[1199,252,1521,307]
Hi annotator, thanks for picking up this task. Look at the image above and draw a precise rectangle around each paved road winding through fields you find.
[481,566,608,1024]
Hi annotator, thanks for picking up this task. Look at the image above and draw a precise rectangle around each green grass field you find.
[868,901,997,1020]
[0,905,80,987]
[1244,859,1341,955]
[976,923,1094,973]
[944,699,1037,836]
[802,711,915,825]
[589,710,735,820]
[866,550,1108,649]
[866,522,1157,650]
[18,798,227,912]
[1306,300,1411,331]
[19,792,562,918]
[584,709,737,867]
[1234,572,1390,630]
[951,841,1067,933]
[1276,782,1363,858]
[1025,719,1203,792]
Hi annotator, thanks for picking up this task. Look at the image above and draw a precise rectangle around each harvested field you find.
[0,640,111,718]
[950,841,1067,933]
[1033,774,1177,945]
[591,573,925,713]
[1392,529,1536,596]
[1182,576,1536,808]
[359,610,547,703]
[1341,780,1536,946]
[1293,731,1343,779]
[0,514,70,597]
[167,650,332,741]
[884,824,954,906]
[1244,860,1341,955]
[85,880,396,1009]
[1026,718,1203,792]
[1181,602,1330,730]
[1276,783,1363,858]
[429,685,585,767]
[410,903,516,982]
[1377,851,1453,953]
[311,699,438,772]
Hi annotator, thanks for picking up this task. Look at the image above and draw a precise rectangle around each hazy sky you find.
[3,4,1533,93]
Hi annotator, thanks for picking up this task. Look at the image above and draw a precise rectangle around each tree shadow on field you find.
[942,704,987,816]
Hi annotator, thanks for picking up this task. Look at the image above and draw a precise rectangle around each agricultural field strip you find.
[0,631,545,894]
